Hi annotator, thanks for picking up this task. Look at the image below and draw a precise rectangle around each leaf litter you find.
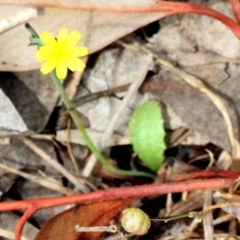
[1,0,240,239]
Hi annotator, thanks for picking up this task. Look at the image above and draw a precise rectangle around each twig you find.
[167,168,240,182]
[20,137,89,193]
[30,134,55,141]
[73,84,130,106]
[203,190,214,240]
[66,119,81,175]
[75,224,118,233]
[0,163,75,195]
[202,202,240,218]
[66,71,83,100]
[0,228,30,240]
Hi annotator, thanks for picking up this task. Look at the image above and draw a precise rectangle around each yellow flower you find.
[35,28,88,80]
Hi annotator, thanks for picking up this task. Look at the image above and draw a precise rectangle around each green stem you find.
[25,23,39,38]
[50,71,155,179]
[25,23,43,46]
[151,211,201,223]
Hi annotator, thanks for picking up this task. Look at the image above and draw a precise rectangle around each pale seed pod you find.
[120,208,150,235]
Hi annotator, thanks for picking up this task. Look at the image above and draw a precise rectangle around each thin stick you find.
[0,228,30,240]
[0,163,75,195]
[203,190,214,240]
[75,224,118,233]
[66,119,81,175]
[20,137,89,193]
[73,84,130,106]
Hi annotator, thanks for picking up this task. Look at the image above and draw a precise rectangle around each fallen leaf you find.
[0,0,167,71]
[34,198,135,240]
[0,72,58,133]
[0,87,28,136]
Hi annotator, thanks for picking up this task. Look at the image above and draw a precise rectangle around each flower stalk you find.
[26,24,155,179]
[50,70,155,178]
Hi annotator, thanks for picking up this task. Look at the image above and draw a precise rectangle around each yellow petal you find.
[40,32,56,46]
[56,62,68,80]
[36,29,88,79]
[40,61,56,75]
[58,28,68,42]
[35,49,45,61]
[74,58,86,71]
[35,46,56,61]
[67,30,81,47]
[65,57,77,71]
[72,46,88,57]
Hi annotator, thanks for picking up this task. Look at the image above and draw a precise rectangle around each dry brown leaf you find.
[0,0,168,71]
[34,198,135,240]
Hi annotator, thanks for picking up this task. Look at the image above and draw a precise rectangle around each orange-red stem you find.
[0,178,234,213]
[1,1,240,38]
[229,0,240,23]
[0,178,235,240]
[173,169,240,181]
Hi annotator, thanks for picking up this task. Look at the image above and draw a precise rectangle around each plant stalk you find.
[50,71,155,179]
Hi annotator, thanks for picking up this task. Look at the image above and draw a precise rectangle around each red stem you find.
[0,178,234,240]
[154,1,240,39]
[0,178,233,213]
[2,1,240,38]
[173,169,240,181]
[15,207,36,240]
[229,0,240,23]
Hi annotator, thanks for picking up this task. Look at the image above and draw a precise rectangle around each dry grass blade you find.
[0,163,75,195]
[66,119,81,175]
[203,190,214,240]
[0,228,30,240]
[20,137,89,193]
[66,69,85,100]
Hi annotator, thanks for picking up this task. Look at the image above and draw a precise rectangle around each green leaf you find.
[129,100,166,172]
